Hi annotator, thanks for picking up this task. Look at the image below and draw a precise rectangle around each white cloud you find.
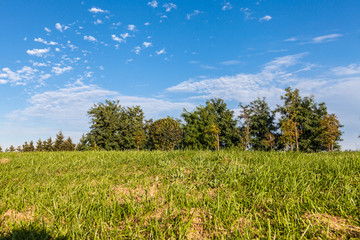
[55,23,69,32]
[148,0,158,8]
[111,33,132,43]
[34,38,58,45]
[144,22,150,26]
[84,35,97,42]
[0,79,8,84]
[259,15,272,21]
[111,34,124,43]
[186,10,201,20]
[89,7,108,13]
[128,24,136,31]
[94,19,103,25]
[32,62,48,67]
[51,66,73,75]
[240,8,254,19]
[312,33,342,43]
[222,2,232,11]
[143,42,152,48]
[220,60,241,65]
[163,3,177,12]
[44,27,51,33]
[133,46,141,55]
[284,37,297,42]
[331,64,360,76]
[26,48,50,57]
[156,48,166,55]
[0,66,53,85]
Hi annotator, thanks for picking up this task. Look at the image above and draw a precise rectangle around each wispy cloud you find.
[34,38,58,45]
[163,3,177,12]
[44,27,51,33]
[143,42,152,48]
[128,24,136,31]
[312,33,343,43]
[89,7,108,14]
[26,48,50,57]
[51,66,73,75]
[259,15,272,21]
[186,10,201,20]
[284,37,297,42]
[156,48,166,55]
[222,1,232,11]
[220,60,241,66]
[148,0,158,8]
[240,8,254,19]
[332,64,360,76]
[0,66,51,85]
[55,23,69,32]
[84,35,97,42]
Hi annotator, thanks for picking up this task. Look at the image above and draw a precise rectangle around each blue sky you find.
[1,0,360,150]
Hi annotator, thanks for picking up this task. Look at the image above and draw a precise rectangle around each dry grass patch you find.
[304,213,360,239]
[113,184,159,203]
[0,158,10,164]
[1,207,35,225]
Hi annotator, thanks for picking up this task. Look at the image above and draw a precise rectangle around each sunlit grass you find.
[0,150,359,239]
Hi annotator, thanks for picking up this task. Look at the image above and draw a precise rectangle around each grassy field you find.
[0,150,359,239]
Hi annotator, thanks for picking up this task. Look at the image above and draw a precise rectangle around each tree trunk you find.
[295,125,299,152]
[137,145,140,151]
[290,143,293,152]
[331,143,334,152]
[216,134,220,151]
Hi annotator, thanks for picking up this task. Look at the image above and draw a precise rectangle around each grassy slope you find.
[0,151,359,239]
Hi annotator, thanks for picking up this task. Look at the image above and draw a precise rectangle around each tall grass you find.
[0,151,359,239]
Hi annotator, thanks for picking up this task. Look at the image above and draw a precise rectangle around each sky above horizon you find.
[0,0,359,150]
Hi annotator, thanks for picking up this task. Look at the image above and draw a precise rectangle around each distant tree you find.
[240,98,277,151]
[76,134,90,151]
[22,141,30,152]
[263,132,275,151]
[16,146,22,152]
[36,139,43,151]
[0,145,2,152]
[277,87,302,152]
[28,141,35,152]
[181,98,239,150]
[239,104,251,151]
[87,100,145,150]
[8,145,15,152]
[43,138,53,151]
[206,123,220,151]
[63,137,76,151]
[320,113,341,151]
[149,117,182,150]
[133,130,146,151]
[280,118,299,151]
[53,131,65,151]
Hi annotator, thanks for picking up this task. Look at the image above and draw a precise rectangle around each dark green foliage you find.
[43,138,53,152]
[148,117,182,150]
[63,137,75,151]
[240,98,277,151]
[87,100,145,150]
[181,98,239,150]
[277,87,342,152]
[22,141,35,152]
[36,139,43,151]
[76,134,90,151]
[53,131,65,151]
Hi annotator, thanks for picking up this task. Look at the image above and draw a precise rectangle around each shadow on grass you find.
[0,225,67,240]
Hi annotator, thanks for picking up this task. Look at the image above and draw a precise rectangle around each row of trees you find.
[78,87,342,152]
[1,87,342,152]
[2,131,76,152]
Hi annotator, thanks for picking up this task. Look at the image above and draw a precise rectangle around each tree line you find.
[1,87,343,152]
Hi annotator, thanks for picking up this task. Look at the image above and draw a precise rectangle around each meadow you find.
[0,150,359,239]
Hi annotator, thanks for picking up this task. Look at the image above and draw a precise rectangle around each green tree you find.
[7,145,15,152]
[133,130,146,151]
[63,137,76,151]
[76,134,90,151]
[240,98,277,151]
[149,117,182,150]
[43,138,53,151]
[0,145,2,152]
[87,100,145,150]
[239,104,251,150]
[181,98,239,150]
[205,123,220,151]
[53,131,65,151]
[36,139,43,151]
[320,113,341,151]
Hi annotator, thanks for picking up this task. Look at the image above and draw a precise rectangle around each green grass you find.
[0,150,359,239]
